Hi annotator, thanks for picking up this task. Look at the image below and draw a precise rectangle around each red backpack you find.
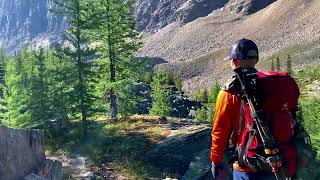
[237,71,300,177]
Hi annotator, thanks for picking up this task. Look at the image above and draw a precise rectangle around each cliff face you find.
[0,0,65,53]
[134,0,228,32]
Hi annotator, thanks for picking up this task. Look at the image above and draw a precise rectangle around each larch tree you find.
[271,59,275,71]
[276,57,281,71]
[286,54,293,76]
[87,0,143,119]
[0,48,7,121]
[52,0,96,135]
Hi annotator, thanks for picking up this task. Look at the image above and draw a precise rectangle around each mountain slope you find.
[139,0,320,62]
[138,0,320,92]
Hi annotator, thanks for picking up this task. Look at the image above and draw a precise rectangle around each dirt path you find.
[47,153,128,180]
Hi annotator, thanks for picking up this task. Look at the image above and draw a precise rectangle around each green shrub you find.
[195,107,208,121]
[174,74,183,92]
[209,83,220,103]
[195,89,209,103]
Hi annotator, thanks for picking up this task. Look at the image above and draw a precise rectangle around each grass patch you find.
[45,118,173,179]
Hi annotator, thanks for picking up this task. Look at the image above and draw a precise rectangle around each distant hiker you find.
[210,39,314,180]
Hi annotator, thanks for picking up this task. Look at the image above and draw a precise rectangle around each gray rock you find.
[145,125,211,175]
[135,0,228,32]
[182,148,212,180]
[182,147,234,180]
[30,160,63,180]
[24,174,47,180]
[225,0,276,14]
[0,125,62,180]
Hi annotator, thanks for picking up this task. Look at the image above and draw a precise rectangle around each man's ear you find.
[231,59,240,70]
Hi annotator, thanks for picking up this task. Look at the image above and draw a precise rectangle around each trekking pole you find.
[234,68,286,180]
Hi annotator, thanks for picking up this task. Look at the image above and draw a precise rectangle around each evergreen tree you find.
[28,49,51,127]
[150,71,171,116]
[276,57,281,71]
[196,89,209,103]
[0,48,7,121]
[53,0,96,135]
[3,49,32,127]
[174,74,183,92]
[271,59,275,71]
[286,54,293,76]
[47,47,77,119]
[209,82,220,104]
[87,0,142,119]
[203,88,209,103]
[3,47,78,129]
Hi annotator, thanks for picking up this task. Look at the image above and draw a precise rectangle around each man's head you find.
[226,38,259,70]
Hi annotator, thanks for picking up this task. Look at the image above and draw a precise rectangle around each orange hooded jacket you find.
[210,90,241,165]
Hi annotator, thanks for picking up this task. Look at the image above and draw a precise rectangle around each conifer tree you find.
[53,0,96,135]
[276,57,281,71]
[203,88,209,103]
[271,59,275,71]
[0,48,7,121]
[209,82,220,104]
[87,0,142,119]
[3,49,32,127]
[174,74,183,92]
[150,71,171,116]
[28,49,51,126]
[196,89,209,103]
[47,47,77,119]
[286,54,293,76]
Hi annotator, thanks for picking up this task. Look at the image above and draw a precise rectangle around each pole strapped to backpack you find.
[234,67,286,180]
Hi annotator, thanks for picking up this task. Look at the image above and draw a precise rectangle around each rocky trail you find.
[47,153,128,180]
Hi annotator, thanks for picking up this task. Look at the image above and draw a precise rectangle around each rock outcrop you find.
[225,0,276,14]
[135,0,227,32]
[0,0,65,53]
[145,125,211,175]
[0,125,62,180]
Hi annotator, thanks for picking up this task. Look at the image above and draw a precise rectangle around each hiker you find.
[210,39,301,180]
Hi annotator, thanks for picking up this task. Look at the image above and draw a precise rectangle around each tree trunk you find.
[110,89,117,120]
[107,0,117,120]
[109,49,117,120]
[76,0,87,135]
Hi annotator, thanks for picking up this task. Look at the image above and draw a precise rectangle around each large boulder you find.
[145,125,211,175]
[0,125,62,180]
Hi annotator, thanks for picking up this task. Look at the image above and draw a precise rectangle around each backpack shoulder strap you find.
[222,74,241,95]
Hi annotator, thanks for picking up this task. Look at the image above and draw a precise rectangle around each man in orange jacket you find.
[210,39,277,180]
